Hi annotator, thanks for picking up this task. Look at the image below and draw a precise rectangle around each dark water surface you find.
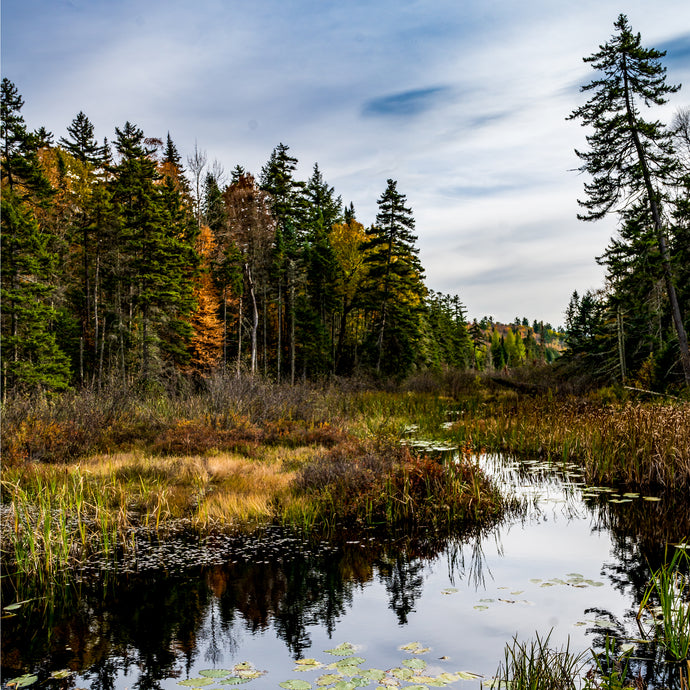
[2,454,688,689]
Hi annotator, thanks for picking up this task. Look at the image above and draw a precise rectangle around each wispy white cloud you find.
[2,0,689,326]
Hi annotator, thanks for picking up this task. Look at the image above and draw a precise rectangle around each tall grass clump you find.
[637,546,690,666]
[491,631,588,690]
[445,397,690,491]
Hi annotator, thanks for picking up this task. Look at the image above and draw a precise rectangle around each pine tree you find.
[568,14,690,385]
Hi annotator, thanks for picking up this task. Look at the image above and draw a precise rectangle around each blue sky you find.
[3,0,689,326]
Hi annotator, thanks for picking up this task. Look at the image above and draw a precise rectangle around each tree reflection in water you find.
[1,525,492,688]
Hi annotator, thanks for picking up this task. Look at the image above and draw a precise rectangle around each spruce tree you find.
[568,14,690,385]
[362,179,426,375]
[1,79,70,393]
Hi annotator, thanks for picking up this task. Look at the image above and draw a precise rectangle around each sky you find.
[2,0,690,327]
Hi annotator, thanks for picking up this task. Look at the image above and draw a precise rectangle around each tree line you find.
[565,15,690,391]
[2,79,485,394]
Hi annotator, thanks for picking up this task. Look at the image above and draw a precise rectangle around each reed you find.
[444,398,690,491]
[491,631,588,690]
[637,546,690,663]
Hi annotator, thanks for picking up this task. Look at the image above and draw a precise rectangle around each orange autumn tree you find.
[189,224,224,372]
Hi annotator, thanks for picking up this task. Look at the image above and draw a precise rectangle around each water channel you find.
[2,453,688,689]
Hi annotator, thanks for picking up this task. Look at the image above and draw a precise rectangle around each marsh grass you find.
[491,631,588,690]
[637,546,690,663]
[442,398,690,491]
[293,440,503,529]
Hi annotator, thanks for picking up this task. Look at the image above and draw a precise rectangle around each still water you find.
[2,454,688,689]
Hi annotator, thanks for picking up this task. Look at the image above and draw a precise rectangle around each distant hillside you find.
[468,316,566,370]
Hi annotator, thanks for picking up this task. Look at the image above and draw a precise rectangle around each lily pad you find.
[200,670,234,678]
[456,671,482,680]
[178,680,215,687]
[334,657,365,670]
[441,588,459,595]
[280,681,312,690]
[221,678,252,685]
[360,670,386,681]
[295,660,322,671]
[473,605,489,610]
[391,667,415,681]
[325,643,357,657]
[49,669,73,680]
[5,675,39,688]
[402,659,427,671]
[332,683,355,690]
[405,685,429,690]
[317,674,344,686]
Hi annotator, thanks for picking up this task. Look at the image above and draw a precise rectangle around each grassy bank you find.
[1,374,687,583]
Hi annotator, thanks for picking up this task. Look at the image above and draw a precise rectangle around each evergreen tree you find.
[568,14,690,385]
[58,111,107,165]
[1,79,70,393]
[361,179,426,376]
[110,122,197,380]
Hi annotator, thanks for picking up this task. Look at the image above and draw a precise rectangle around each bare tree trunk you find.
[237,295,243,377]
[245,264,259,376]
[277,283,282,382]
[289,259,295,386]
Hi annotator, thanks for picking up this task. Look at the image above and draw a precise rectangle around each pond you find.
[2,453,688,689]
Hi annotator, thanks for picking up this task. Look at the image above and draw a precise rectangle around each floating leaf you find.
[334,657,365,670]
[473,605,489,610]
[441,588,458,595]
[405,685,429,690]
[200,670,233,678]
[49,670,73,680]
[178,680,214,687]
[529,578,542,584]
[221,678,252,685]
[234,663,253,672]
[5,675,39,688]
[391,668,415,681]
[400,642,424,652]
[360,670,386,681]
[643,496,661,502]
[317,674,344,686]
[325,643,357,657]
[295,660,322,671]
[280,681,312,690]
[351,679,370,688]
[332,683,355,690]
[456,671,482,680]
[402,659,427,671]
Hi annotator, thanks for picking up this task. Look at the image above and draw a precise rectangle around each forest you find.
[1,78,563,397]
[2,14,689,397]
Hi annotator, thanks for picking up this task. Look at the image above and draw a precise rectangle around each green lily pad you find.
[402,659,427,671]
[405,685,429,690]
[178,680,214,687]
[456,671,482,680]
[360,670,386,681]
[400,642,425,653]
[473,605,489,610]
[50,670,73,680]
[333,657,365,670]
[280,681,312,690]
[332,683,355,690]
[441,588,458,595]
[6,675,39,688]
[200,670,234,678]
[351,679,370,688]
[220,679,252,685]
[325,643,357,657]
[317,674,344,686]
[391,668,415,681]
[295,660,322,671]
